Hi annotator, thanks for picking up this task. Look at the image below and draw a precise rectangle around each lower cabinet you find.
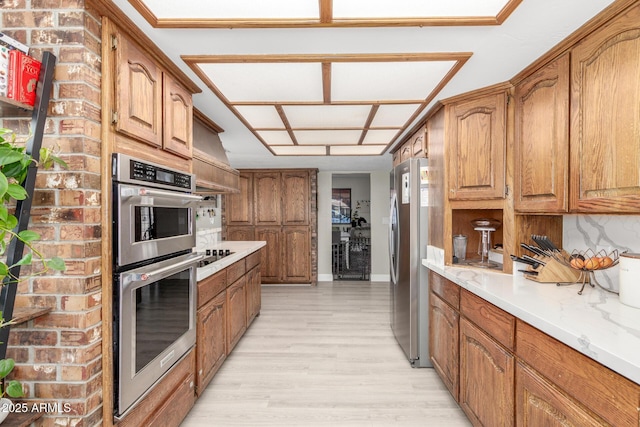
[119,350,196,427]
[429,270,640,427]
[459,317,514,427]
[429,292,459,400]
[226,275,247,353]
[196,291,226,395]
[515,362,607,427]
[195,249,262,399]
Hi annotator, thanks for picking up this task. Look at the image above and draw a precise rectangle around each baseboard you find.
[370,274,390,282]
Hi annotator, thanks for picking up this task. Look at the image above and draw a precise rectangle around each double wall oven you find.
[112,153,203,418]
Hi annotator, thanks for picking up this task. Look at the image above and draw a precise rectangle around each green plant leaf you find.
[5,380,23,398]
[0,358,14,379]
[7,183,28,201]
[0,173,8,200]
[1,161,26,180]
[17,230,40,242]
[47,257,66,271]
[0,205,7,222]
[0,262,8,277]
[12,253,32,267]
[0,147,25,167]
[5,214,17,230]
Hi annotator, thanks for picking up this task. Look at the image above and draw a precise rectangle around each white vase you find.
[0,398,10,425]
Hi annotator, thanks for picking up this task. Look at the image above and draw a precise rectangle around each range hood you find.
[192,109,240,194]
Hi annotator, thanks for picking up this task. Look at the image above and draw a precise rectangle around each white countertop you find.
[423,259,640,385]
[196,241,266,281]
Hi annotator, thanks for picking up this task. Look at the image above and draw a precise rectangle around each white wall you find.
[317,171,390,282]
[317,172,334,281]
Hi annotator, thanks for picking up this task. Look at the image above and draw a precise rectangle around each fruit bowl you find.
[556,248,620,295]
[564,248,619,271]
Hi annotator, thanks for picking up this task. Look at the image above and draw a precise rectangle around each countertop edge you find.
[423,259,640,385]
[196,241,266,281]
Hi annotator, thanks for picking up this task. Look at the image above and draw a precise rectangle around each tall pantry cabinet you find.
[225,169,317,284]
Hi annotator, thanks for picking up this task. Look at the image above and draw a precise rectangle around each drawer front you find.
[246,249,261,271]
[197,269,226,308]
[517,319,640,427]
[227,259,246,284]
[429,270,460,309]
[460,289,515,350]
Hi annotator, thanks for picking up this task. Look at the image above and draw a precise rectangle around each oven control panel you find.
[112,153,196,193]
[131,160,192,189]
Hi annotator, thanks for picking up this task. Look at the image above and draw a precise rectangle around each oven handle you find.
[120,187,204,203]
[122,254,205,284]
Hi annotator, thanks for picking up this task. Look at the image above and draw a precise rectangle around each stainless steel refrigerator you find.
[389,157,431,367]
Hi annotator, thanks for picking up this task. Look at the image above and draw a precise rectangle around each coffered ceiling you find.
[112,0,616,170]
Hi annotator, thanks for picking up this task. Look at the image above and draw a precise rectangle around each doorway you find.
[331,174,371,280]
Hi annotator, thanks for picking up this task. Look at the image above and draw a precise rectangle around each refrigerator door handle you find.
[389,191,399,285]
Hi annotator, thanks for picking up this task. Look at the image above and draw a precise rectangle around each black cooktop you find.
[198,249,234,268]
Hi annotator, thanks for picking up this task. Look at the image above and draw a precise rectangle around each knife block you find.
[523,255,583,283]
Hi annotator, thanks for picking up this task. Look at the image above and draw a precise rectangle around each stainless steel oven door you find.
[115,183,202,267]
[116,252,202,418]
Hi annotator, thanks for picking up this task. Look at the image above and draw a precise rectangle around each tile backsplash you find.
[195,195,222,251]
[563,215,640,292]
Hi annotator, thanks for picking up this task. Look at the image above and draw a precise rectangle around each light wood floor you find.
[182,281,471,426]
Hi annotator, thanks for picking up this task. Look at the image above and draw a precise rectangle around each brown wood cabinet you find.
[196,291,226,395]
[282,226,311,282]
[514,53,570,213]
[227,173,254,225]
[112,29,193,160]
[119,350,196,427]
[392,126,427,167]
[459,317,515,427]
[114,32,162,148]
[515,362,607,427]
[226,226,255,242]
[255,226,281,283]
[447,90,507,201]
[517,320,640,427]
[195,251,262,397]
[254,172,282,225]
[226,275,247,353]
[282,171,310,225]
[429,293,459,400]
[569,3,640,213]
[429,271,640,427]
[224,169,316,284]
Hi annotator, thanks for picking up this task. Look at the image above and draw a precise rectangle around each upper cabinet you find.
[446,90,507,201]
[514,53,570,213]
[254,172,282,226]
[570,3,640,213]
[112,28,194,161]
[114,34,163,147]
[163,76,193,158]
[227,172,253,225]
[282,171,310,225]
[392,126,427,167]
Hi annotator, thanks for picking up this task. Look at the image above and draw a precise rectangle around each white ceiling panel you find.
[333,0,509,18]
[271,146,327,156]
[294,130,363,145]
[257,131,294,145]
[331,61,457,101]
[370,104,423,127]
[142,0,319,19]
[235,106,285,129]
[361,129,401,145]
[283,105,372,128]
[330,145,387,155]
[199,62,323,102]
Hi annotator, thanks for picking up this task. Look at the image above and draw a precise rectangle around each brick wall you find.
[1,1,103,426]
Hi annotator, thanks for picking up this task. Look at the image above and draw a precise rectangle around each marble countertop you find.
[196,241,266,281]
[423,260,640,385]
